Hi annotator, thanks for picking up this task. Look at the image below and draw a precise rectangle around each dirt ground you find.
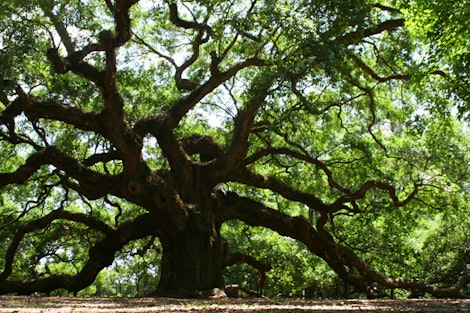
[0,296,469,313]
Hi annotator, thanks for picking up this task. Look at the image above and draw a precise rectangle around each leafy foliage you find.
[0,0,469,298]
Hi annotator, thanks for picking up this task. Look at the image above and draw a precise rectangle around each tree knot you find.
[127,180,144,196]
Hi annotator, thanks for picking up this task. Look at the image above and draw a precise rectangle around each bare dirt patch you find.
[0,296,469,312]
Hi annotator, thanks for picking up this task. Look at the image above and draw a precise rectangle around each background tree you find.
[0,0,469,298]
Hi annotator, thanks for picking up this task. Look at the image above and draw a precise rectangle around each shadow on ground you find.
[0,296,469,312]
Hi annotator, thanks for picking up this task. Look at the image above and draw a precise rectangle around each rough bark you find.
[155,218,226,298]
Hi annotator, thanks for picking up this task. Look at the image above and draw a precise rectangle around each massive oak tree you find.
[0,0,469,298]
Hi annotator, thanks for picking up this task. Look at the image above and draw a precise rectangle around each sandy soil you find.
[0,296,469,312]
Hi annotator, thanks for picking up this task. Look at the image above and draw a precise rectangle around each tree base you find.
[154,288,227,299]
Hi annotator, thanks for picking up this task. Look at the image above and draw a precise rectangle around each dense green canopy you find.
[0,0,469,298]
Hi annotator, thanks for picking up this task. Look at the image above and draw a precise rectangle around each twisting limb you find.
[168,1,212,34]
[173,30,205,91]
[170,2,214,91]
[169,1,213,89]
[220,90,269,169]
[39,4,75,54]
[331,180,420,211]
[350,54,411,83]
[41,0,146,179]
[113,0,139,46]
[165,57,266,129]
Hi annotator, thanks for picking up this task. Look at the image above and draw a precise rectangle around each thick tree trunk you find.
[154,213,226,298]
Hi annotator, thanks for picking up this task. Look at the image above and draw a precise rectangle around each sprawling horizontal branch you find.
[82,151,120,167]
[0,209,115,283]
[0,146,118,200]
[245,149,421,212]
[228,167,331,214]
[0,89,107,150]
[24,99,105,135]
[218,193,469,298]
[0,213,158,295]
[244,147,351,194]
[331,180,420,210]
[373,4,402,14]
[0,149,52,187]
[341,19,405,44]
